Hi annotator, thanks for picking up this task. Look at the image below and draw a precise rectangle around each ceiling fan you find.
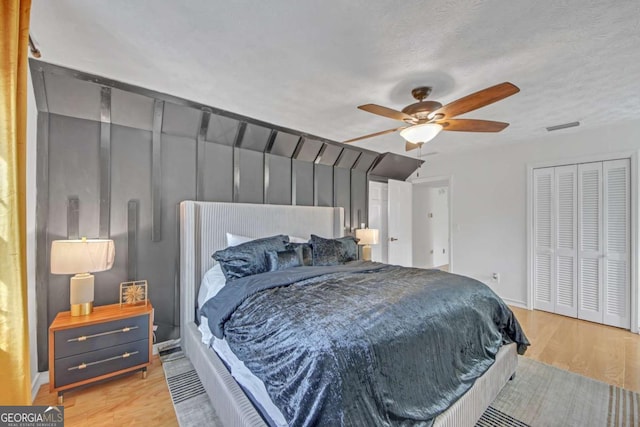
[344,82,520,151]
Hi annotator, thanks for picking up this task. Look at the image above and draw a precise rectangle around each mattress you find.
[199,317,287,426]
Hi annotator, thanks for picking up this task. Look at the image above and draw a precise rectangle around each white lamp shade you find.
[50,239,115,274]
[355,228,380,245]
[400,123,443,143]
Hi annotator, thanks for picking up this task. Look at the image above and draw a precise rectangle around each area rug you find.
[162,351,638,427]
[160,347,221,426]
[476,357,639,427]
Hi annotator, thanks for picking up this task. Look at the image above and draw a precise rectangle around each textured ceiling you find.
[30,0,640,156]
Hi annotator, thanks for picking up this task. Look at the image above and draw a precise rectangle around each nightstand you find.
[48,302,153,403]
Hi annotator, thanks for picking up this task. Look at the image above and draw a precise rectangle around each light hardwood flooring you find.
[34,355,178,426]
[511,306,640,393]
[33,309,640,424]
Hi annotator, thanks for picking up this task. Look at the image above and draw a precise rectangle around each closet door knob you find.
[390,237,398,242]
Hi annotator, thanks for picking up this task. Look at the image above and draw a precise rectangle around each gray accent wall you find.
[30,59,419,372]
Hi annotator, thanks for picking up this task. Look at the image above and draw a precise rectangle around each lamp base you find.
[362,245,372,261]
[70,273,95,316]
[70,302,93,316]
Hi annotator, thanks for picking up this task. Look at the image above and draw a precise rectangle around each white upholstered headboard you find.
[179,201,344,330]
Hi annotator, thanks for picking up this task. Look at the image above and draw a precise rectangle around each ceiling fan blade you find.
[430,82,519,119]
[405,141,423,152]
[343,126,407,144]
[438,119,509,132]
[419,151,439,158]
[358,104,416,122]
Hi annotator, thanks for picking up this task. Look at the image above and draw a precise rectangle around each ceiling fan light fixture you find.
[349,82,518,144]
[400,123,443,143]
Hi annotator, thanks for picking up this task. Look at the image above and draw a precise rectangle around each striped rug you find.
[477,357,639,426]
[162,351,638,426]
[160,349,221,426]
[477,406,530,426]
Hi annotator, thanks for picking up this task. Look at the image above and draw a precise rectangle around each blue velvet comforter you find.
[201,261,529,426]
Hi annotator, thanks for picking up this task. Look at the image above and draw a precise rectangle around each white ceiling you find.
[30,0,640,156]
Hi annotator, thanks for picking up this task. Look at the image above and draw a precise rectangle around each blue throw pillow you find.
[266,249,302,271]
[309,234,359,266]
[212,234,289,281]
[285,242,314,266]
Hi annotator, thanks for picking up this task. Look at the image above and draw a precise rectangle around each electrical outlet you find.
[491,273,500,283]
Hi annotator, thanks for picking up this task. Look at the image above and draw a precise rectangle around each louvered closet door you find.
[533,168,555,312]
[554,165,578,317]
[578,162,604,323]
[603,159,630,328]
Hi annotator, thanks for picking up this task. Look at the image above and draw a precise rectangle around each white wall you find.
[413,120,640,307]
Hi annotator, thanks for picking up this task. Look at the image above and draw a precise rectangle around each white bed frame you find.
[180,201,517,427]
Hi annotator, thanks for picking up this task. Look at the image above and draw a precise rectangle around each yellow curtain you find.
[0,0,32,405]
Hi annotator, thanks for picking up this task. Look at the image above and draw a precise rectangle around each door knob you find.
[390,237,398,242]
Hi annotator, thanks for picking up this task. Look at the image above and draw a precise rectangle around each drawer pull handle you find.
[67,325,139,343]
[68,351,140,371]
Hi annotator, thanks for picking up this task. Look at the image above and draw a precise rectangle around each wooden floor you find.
[511,306,640,393]
[33,309,640,423]
[34,355,178,427]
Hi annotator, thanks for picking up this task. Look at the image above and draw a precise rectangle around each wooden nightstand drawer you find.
[49,303,154,402]
[54,339,149,388]
[54,314,149,359]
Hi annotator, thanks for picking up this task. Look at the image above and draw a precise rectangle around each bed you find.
[180,201,527,426]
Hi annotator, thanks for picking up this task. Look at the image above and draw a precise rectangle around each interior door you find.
[554,165,578,317]
[388,179,413,266]
[602,159,630,328]
[533,167,555,312]
[368,181,388,263]
[577,162,604,323]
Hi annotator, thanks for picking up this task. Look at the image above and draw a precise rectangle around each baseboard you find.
[31,371,49,403]
[502,298,528,309]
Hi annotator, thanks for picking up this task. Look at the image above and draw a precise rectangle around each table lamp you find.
[355,227,379,261]
[50,238,115,316]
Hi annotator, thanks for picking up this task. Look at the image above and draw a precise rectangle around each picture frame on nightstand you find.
[119,280,148,307]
